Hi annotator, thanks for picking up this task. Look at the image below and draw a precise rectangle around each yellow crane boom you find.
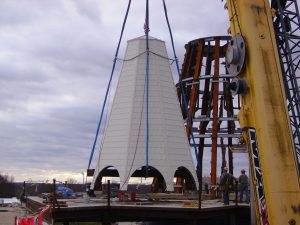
[225,0,300,224]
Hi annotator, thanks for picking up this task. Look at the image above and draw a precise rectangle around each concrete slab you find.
[0,207,26,225]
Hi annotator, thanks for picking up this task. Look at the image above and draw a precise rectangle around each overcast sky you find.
[0,0,293,183]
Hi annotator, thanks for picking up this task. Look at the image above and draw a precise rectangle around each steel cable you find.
[87,0,132,169]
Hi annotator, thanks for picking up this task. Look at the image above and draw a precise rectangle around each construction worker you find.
[220,167,235,205]
[238,169,249,203]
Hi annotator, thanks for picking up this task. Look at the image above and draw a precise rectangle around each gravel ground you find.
[0,207,26,225]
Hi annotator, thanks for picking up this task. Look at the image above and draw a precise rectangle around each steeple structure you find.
[91,36,198,191]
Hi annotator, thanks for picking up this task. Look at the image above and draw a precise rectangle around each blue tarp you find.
[56,186,74,197]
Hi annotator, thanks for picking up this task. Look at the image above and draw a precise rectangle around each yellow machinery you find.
[225,0,300,224]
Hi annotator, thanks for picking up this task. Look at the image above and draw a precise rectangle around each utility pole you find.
[81,172,84,184]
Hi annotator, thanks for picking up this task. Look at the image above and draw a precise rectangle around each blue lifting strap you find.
[162,0,200,167]
[87,0,132,170]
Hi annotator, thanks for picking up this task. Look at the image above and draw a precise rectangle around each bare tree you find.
[66,178,78,184]
[0,172,15,197]
[0,173,14,183]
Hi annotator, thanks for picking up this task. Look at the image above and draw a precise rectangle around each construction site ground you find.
[0,206,27,225]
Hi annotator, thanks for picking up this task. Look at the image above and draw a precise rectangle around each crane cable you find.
[162,0,200,166]
[145,0,150,171]
[87,0,132,170]
[120,62,147,190]
[114,0,151,187]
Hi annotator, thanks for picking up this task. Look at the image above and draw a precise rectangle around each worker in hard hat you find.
[220,167,235,205]
[238,169,249,204]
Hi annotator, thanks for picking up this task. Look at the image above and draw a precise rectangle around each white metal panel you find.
[92,36,198,191]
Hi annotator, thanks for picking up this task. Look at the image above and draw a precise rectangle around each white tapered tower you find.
[91,36,198,191]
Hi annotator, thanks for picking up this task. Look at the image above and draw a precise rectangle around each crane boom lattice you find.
[272,0,300,171]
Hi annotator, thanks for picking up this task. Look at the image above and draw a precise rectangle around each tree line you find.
[0,173,16,197]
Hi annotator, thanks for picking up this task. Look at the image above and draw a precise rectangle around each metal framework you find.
[177,36,242,188]
[272,0,300,171]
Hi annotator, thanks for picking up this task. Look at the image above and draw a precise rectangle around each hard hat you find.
[223,167,228,171]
